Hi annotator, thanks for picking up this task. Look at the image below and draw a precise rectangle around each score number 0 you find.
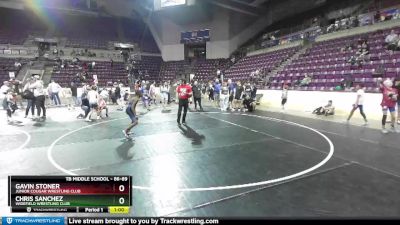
[118,184,126,205]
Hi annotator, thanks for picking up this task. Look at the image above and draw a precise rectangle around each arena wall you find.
[258,90,386,119]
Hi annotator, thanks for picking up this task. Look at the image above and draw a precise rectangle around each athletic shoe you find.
[96,116,101,120]
[85,118,92,122]
[390,127,399,133]
[363,121,369,126]
[382,128,388,134]
[122,130,130,139]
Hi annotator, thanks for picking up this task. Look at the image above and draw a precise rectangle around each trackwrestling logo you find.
[2,217,64,225]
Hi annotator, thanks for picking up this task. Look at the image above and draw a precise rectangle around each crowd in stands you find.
[256,6,400,51]
[70,49,96,57]
[385,29,400,50]
[267,25,400,92]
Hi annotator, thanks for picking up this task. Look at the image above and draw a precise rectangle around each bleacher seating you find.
[224,47,299,80]
[192,59,230,81]
[0,7,160,53]
[0,58,23,84]
[135,56,162,81]
[0,8,46,45]
[65,38,111,50]
[51,56,163,87]
[158,59,229,82]
[52,61,127,87]
[270,26,400,92]
[159,61,187,81]
[0,30,28,45]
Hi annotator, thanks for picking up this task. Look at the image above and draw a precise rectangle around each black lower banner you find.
[66,218,400,225]
[68,218,220,225]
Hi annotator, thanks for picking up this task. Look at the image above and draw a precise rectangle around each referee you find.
[176,79,192,125]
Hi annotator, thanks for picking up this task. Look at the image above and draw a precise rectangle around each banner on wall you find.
[114,43,136,49]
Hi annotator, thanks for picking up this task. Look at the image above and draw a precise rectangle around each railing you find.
[248,5,400,53]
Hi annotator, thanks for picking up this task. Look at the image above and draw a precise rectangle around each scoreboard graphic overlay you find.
[8,176,132,213]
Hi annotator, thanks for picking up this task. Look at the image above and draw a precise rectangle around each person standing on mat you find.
[23,78,36,119]
[233,81,244,112]
[86,85,99,122]
[378,78,398,134]
[220,81,229,111]
[123,90,141,139]
[394,78,400,124]
[160,81,170,109]
[176,79,192,125]
[281,84,289,110]
[346,84,368,125]
[192,80,203,111]
[30,75,46,120]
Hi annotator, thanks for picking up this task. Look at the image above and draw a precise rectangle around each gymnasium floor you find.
[1,103,400,217]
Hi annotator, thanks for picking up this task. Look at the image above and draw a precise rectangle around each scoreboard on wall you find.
[8,176,132,214]
[181,29,210,44]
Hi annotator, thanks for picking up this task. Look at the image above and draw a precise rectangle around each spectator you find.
[14,61,22,68]
[192,80,203,111]
[354,41,369,63]
[9,78,23,108]
[48,80,62,106]
[351,16,359,28]
[375,10,381,23]
[313,100,335,116]
[23,78,35,118]
[213,80,221,106]
[77,93,90,120]
[300,75,312,87]
[385,30,399,51]
[220,81,229,111]
[70,81,80,108]
[393,10,400,20]
[348,55,361,67]
[208,82,214,102]
[4,89,17,123]
[1,81,11,109]
[30,75,46,120]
